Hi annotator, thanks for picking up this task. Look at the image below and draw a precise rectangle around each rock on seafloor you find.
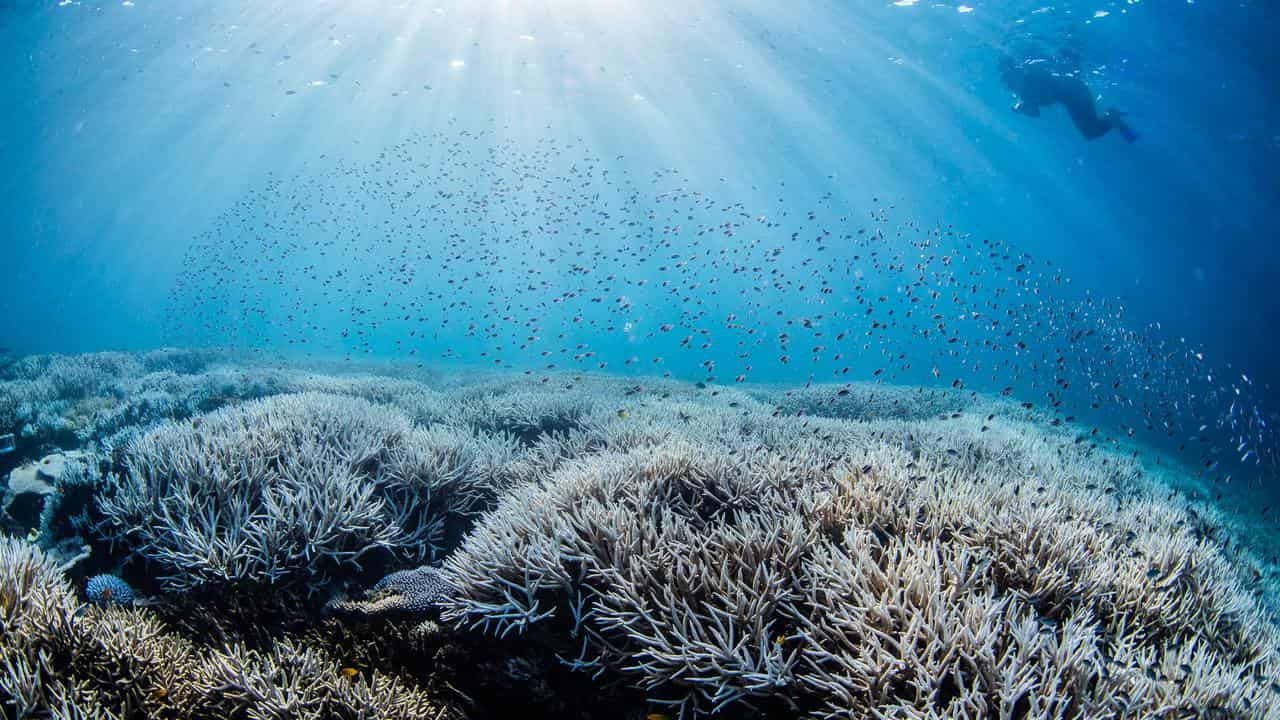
[2,451,85,531]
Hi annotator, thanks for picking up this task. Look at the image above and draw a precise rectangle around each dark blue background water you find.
[1,1,1276,451]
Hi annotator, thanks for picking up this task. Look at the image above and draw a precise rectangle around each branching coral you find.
[193,636,443,720]
[439,443,835,713]
[0,349,448,455]
[0,538,449,720]
[6,358,1279,719]
[0,351,224,451]
[437,400,1280,718]
[95,392,517,596]
[752,382,980,423]
[0,537,80,718]
[85,575,134,608]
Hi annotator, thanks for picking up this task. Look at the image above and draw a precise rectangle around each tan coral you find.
[0,538,448,720]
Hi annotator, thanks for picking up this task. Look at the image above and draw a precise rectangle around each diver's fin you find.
[1106,108,1138,143]
[1014,100,1040,117]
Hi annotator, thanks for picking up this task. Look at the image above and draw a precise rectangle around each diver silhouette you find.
[999,57,1138,143]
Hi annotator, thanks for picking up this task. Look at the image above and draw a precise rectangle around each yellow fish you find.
[646,714,671,720]
[339,667,360,680]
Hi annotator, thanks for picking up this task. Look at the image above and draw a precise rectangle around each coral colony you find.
[85,574,135,608]
[0,349,1277,718]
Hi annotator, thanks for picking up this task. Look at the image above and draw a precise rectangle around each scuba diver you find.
[999,55,1138,143]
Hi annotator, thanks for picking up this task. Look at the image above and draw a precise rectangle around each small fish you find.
[339,667,360,680]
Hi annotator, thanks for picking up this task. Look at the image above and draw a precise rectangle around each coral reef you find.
[0,538,451,720]
[329,565,455,621]
[95,392,517,596]
[0,349,441,473]
[85,574,134,608]
[0,350,221,455]
[0,538,80,719]
[1,352,1277,719]
[1,459,58,533]
[437,401,1280,717]
[0,451,97,575]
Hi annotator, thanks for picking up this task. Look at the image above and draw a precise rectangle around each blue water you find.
[1,1,1277,491]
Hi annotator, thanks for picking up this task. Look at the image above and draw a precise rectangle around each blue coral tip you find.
[86,574,135,607]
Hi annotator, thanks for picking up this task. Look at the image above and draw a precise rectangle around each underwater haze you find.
[1,1,1280,718]
[4,1,1279,366]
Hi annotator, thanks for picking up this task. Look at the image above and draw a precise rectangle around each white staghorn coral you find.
[6,357,1279,718]
[0,537,79,646]
[194,636,441,720]
[95,392,518,595]
[0,537,82,719]
[436,389,1280,718]
[0,349,450,450]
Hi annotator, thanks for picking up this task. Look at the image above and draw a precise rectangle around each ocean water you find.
[6,0,1278,498]
[1,1,1279,718]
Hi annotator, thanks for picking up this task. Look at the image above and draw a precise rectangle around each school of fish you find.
[163,127,1279,505]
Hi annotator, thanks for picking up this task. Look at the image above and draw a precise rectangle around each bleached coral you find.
[0,350,445,453]
[95,392,518,596]
[6,356,1280,718]
[0,538,449,719]
[437,396,1280,718]
[751,381,983,422]
[0,537,80,717]
[0,351,228,450]
[192,636,443,720]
